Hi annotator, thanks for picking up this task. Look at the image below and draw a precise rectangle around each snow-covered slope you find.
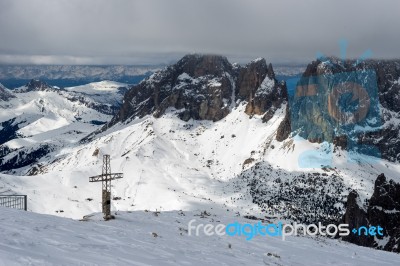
[1,105,399,221]
[1,55,399,260]
[65,80,128,108]
[0,80,127,175]
[0,104,280,217]
[1,207,399,266]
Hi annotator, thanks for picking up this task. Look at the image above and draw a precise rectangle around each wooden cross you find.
[89,154,123,220]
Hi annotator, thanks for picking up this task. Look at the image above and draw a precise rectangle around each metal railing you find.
[0,195,27,211]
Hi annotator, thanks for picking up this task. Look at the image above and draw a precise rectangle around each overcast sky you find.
[0,0,399,65]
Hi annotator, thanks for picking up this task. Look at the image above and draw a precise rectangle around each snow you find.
[0,82,399,264]
[208,78,222,87]
[0,82,123,175]
[0,89,111,125]
[1,207,399,265]
[252,57,264,63]
[176,73,202,88]
[371,206,400,214]
[0,104,283,218]
[255,76,275,96]
[17,115,70,137]
[1,103,399,220]
[66,80,127,93]
[177,73,192,80]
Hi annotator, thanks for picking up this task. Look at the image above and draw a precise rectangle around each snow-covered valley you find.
[0,80,127,175]
[1,54,400,265]
[2,103,400,220]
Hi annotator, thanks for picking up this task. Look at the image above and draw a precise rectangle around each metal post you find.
[24,195,27,211]
[102,155,111,218]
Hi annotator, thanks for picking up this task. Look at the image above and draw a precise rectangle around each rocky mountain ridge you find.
[87,54,287,141]
[277,58,400,163]
[342,173,400,253]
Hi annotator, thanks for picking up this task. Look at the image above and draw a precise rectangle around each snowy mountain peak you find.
[98,54,286,138]
[12,79,58,94]
[0,80,128,175]
[23,79,56,92]
[175,54,233,78]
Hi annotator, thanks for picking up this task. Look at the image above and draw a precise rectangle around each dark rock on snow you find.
[276,58,400,163]
[341,173,400,253]
[105,54,287,130]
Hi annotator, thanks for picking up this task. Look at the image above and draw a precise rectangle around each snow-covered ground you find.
[65,80,128,108]
[1,103,399,220]
[1,103,278,218]
[1,207,399,266]
[1,87,400,264]
[0,81,126,175]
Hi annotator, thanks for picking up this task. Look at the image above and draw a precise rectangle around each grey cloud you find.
[0,0,399,65]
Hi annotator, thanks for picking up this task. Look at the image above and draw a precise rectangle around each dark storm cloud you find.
[0,0,399,64]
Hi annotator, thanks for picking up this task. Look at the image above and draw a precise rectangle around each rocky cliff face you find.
[109,54,236,124]
[105,54,287,130]
[276,58,400,162]
[276,106,291,141]
[237,59,287,122]
[341,173,400,253]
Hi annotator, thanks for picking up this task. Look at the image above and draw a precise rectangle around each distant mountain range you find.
[0,64,305,89]
[0,65,162,88]
[0,79,128,175]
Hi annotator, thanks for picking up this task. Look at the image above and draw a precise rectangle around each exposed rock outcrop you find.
[109,54,236,124]
[239,162,347,224]
[103,54,287,131]
[15,79,56,93]
[341,190,373,247]
[276,106,291,141]
[276,58,400,162]
[341,173,400,253]
[237,59,286,121]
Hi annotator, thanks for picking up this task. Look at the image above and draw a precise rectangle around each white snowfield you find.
[1,103,399,219]
[1,207,399,266]
[1,83,400,265]
[0,81,126,175]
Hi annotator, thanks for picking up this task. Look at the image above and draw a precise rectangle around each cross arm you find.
[89,173,124,182]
